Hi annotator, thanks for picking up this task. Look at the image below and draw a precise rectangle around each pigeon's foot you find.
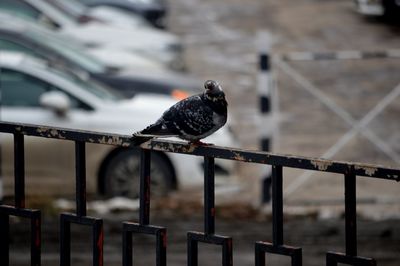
[132,131,141,137]
[189,140,214,146]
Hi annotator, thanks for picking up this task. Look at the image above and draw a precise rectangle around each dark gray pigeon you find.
[131,80,228,145]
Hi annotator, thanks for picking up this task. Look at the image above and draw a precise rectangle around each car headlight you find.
[171,89,190,100]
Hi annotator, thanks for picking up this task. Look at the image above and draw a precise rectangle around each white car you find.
[89,6,156,30]
[0,12,167,72]
[0,53,234,198]
[0,0,184,70]
[50,0,157,31]
[86,46,168,71]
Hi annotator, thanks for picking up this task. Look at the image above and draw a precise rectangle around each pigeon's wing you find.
[139,119,180,137]
[162,95,216,136]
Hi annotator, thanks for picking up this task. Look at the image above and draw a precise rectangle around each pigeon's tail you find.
[130,121,163,145]
[131,121,179,145]
[130,133,153,146]
[140,121,166,135]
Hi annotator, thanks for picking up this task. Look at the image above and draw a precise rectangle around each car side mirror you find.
[39,91,71,117]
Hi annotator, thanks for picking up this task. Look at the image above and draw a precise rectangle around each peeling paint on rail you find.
[311,159,333,171]
[233,151,246,161]
[36,127,66,139]
[355,165,378,177]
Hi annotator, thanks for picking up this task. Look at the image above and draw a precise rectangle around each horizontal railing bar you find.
[0,121,132,147]
[60,213,102,226]
[188,231,231,245]
[145,140,400,181]
[123,223,165,234]
[0,205,40,218]
[1,121,399,180]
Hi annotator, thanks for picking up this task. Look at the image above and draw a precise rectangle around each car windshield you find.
[45,0,87,18]
[41,0,82,21]
[26,30,107,73]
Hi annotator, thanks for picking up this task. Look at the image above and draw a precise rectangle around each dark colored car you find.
[79,0,168,29]
[382,0,400,19]
[0,20,200,99]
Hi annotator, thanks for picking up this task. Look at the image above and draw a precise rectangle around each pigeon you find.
[131,80,228,145]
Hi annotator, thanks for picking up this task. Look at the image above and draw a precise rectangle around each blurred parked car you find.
[0,0,184,71]
[78,0,168,29]
[0,17,200,98]
[0,11,167,72]
[0,52,234,198]
[47,0,158,31]
[354,0,400,18]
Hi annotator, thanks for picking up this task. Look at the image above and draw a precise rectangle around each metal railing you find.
[0,121,399,266]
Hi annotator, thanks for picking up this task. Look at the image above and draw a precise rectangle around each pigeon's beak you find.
[206,84,222,93]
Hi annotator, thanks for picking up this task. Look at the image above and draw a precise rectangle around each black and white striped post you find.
[257,31,275,204]
[0,86,2,203]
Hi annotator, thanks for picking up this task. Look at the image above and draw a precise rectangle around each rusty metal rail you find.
[0,121,399,266]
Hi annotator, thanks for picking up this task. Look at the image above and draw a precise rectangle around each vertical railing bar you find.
[93,220,104,266]
[122,230,132,266]
[204,156,215,235]
[272,165,284,246]
[14,133,25,208]
[255,244,265,266]
[345,171,357,256]
[326,253,336,266]
[75,141,87,217]
[0,214,9,266]
[187,237,198,266]
[292,249,302,266]
[139,149,151,225]
[31,212,41,266]
[60,217,71,266]
[222,239,233,266]
[156,230,167,266]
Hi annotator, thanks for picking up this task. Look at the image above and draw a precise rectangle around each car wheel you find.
[103,148,175,198]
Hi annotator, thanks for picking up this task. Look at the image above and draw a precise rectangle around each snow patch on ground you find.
[53,197,140,215]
